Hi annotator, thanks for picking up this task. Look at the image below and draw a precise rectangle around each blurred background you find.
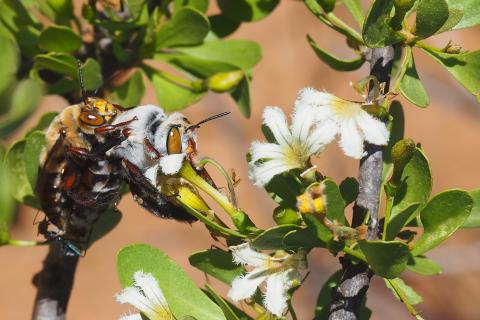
[1,1,480,319]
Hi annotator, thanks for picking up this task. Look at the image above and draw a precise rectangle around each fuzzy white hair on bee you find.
[105,105,229,178]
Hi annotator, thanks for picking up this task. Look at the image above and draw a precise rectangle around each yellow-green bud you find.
[207,70,244,93]
[394,0,415,9]
[191,79,207,92]
[391,0,415,30]
[390,138,416,187]
[273,206,302,225]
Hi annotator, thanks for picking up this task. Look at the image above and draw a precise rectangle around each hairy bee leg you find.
[94,116,138,134]
[143,138,161,159]
[121,159,197,223]
[66,147,103,162]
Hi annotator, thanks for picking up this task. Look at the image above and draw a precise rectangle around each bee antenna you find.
[77,59,88,105]
[186,111,230,132]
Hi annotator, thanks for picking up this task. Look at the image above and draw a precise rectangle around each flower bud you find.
[206,70,244,93]
[389,138,416,189]
[273,206,302,225]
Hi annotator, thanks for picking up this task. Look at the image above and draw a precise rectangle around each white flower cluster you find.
[228,243,306,317]
[249,87,389,186]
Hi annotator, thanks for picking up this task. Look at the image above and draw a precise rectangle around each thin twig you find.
[32,243,79,320]
[328,46,395,320]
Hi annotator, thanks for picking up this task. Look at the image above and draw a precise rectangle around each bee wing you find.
[121,159,197,223]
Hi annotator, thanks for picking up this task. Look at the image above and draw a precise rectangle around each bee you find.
[97,104,229,222]
[36,71,134,255]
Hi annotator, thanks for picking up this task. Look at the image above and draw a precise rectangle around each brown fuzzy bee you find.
[36,89,134,255]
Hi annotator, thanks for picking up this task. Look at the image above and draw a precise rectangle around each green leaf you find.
[0,147,15,232]
[343,0,365,28]
[283,228,326,249]
[230,76,250,118]
[412,190,473,256]
[217,0,279,22]
[209,14,240,38]
[205,284,251,320]
[315,270,342,318]
[322,179,347,225]
[88,208,122,246]
[124,0,146,18]
[421,48,480,98]
[175,40,262,70]
[436,3,464,33]
[189,249,244,285]
[0,0,41,57]
[400,47,429,107]
[0,34,18,95]
[463,189,480,227]
[80,58,103,91]
[147,68,205,111]
[173,0,209,13]
[34,52,77,77]
[156,7,210,49]
[24,131,45,190]
[0,79,44,138]
[415,0,449,39]
[385,203,420,240]
[252,225,300,250]
[450,0,480,30]
[39,0,74,25]
[385,278,422,305]
[307,35,365,71]
[27,112,58,134]
[382,101,404,181]
[117,244,226,320]
[264,171,304,208]
[339,177,359,206]
[391,147,432,222]
[156,53,238,78]
[303,214,333,245]
[39,25,82,52]
[407,255,442,275]
[359,240,410,278]
[110,70,145,108]
[362,0,404,47]
[4,140,37,206]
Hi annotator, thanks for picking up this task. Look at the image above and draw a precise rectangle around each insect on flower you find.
[97,104,229,222]
[36,65,134,256]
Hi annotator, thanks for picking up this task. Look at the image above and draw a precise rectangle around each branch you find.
[32,242,79,320]
[328,46,395,320]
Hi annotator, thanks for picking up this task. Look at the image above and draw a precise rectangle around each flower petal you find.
[305,119,339,154]
[339,118,365,159]
[295,88,336,116]
[263,107,292,146]
[159,154,185,175]
[230,243,269,267]
[228,268,269,301]
[132,271,168,310]
[249,159,296,187]
[264,270,291,317]
[355,111,389,146]
[116,287,157,318]
[250,141,287,163]
[291,105,316,145]
[119,313,143,320]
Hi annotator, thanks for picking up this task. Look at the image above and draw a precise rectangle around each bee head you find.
[79,97,124,128]
[154,113,198,158]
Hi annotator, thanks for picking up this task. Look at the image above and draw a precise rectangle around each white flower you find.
[295,87,389,159]
[249,105,335,186]
[227,243,306,317]
[116,271,174,320]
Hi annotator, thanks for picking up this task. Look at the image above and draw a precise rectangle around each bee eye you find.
[166,127,182,154]
[79,111,105,126]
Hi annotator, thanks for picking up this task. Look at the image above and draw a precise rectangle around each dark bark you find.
[328,46,395,320]
[32,243,79,320]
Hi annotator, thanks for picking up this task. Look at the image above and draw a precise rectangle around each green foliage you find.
[385,278,423,305]
[307,35,365,71]
[323,179,347,225]
[400,47,429,107]
[412,190,473,256]
[415,0,449,39]
[362,0,404,47]
[463,189,480,227]
[217,0,280,22]
[449,0,480,29]
[205,284,252,320]
[339,177,359,206]
[359,240,410,278]
[189,249,244,285]
[109,70,146,108]
[38,25,82,52]
[407,255,442,275]
[252,225,300,250]
[117,244,226,320]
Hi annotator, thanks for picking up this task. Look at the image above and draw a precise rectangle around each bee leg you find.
[121,159,197,223]
[94,116,138,134]
[143,138,161,159]
[66,147,103,163]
